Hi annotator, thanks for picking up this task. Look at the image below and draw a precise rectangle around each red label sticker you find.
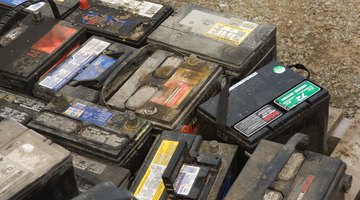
[297,175,315,200]
[151,81,191,108]
[32,24,77,54]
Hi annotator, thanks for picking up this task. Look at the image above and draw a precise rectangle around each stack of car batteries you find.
[148,3,276,79]
[0,119,79,199]
[105,45,224,130]
[198,60,330,154]
[0,0,353,199]
[33,36,136,102]
[130,131,239,199]
[65,0,173,47]
[225,133,352,200]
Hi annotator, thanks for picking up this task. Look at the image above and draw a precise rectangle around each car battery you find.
[65,0,173,47]
[27,95,153,172]
[225,133,352,200]
[0,119,79,200]
[197,60,330,154]
[0,87,46,124]
[0,14,86,93]
[73,181,137,200]
[33,36,136,102]
[72,153,130,193]
[105,44,224,130]
[148,3,277,79]
[130,131,239,200]
[0,0,79,19]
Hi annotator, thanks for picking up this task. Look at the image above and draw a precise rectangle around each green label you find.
[275,81,320,111]
[273,65,286,74]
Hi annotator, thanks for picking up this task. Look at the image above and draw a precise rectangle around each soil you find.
[152,0,360,118]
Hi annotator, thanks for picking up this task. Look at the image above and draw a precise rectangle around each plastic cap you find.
[79,0,90,10]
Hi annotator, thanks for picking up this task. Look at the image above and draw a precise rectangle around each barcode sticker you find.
[206,22,252,45]
[38,38,110,91]
[135,140,178,200]
[173,165,200,195]
[136,1,163,18]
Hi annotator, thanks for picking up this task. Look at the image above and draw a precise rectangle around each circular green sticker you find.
[273,65,286,74]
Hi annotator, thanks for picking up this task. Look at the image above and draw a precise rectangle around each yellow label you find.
[205,22,253,45]
[134,140,179,200]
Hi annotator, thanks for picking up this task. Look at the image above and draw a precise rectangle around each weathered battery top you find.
[65,0,173,47]
[0,119,72,199]
[106,45,222,130]
[198,60,329,152]
[148,3,276,77]
[225,133,351,200]
[131,131,238,200]
[0,14,86,92]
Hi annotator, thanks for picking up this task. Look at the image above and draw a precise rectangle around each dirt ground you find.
[152,0,360,118]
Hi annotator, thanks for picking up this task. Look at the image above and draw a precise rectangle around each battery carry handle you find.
[242,133,309,200]
[162,141,190,196]
[215,79,230,130]
[0,0,60,36]
[288,63,311,79]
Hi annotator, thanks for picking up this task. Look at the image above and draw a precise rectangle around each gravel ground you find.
[152,0,360,118]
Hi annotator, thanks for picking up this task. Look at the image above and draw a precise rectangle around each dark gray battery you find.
[148,3,276,79]
[225,133,352,200]
[33,36,136,102]
[72,153,130,193]
[0,119,79,200]
[0,14,86,93]
[0,87,46,124]
[0,0,79,19]
[73,181,137,200]
[105,44,224,130]
[130,131,238,200]
[198,60,330,154]
[27,95,153,172]
[65,0,173,47]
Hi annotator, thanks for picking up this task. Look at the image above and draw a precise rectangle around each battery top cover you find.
[198,60,329,151]
[0,119,77,200]
[106,45,222,130]
[148,3,276,77]
[0,14,85,92]
[65,0,173,47]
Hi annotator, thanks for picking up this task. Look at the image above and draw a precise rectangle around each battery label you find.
[100,0,163,18]
[173,165,200,195]
[0,23,28,47]
[134,140,179,200]
[38,38,111,91]
[32,24,78,54]
[150,67,210,109]
[179,10,258,45]
[288,175,315,200]
[0,107,30,123]
[234,105,282,137]
[73,54,116,82]
[0,0,26,6]
[206,22,253,45]
[0,155,29,188]
[73,154,107,174]
[274,81,321,111]
[63,103,113,127]
[81,127,127,148]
